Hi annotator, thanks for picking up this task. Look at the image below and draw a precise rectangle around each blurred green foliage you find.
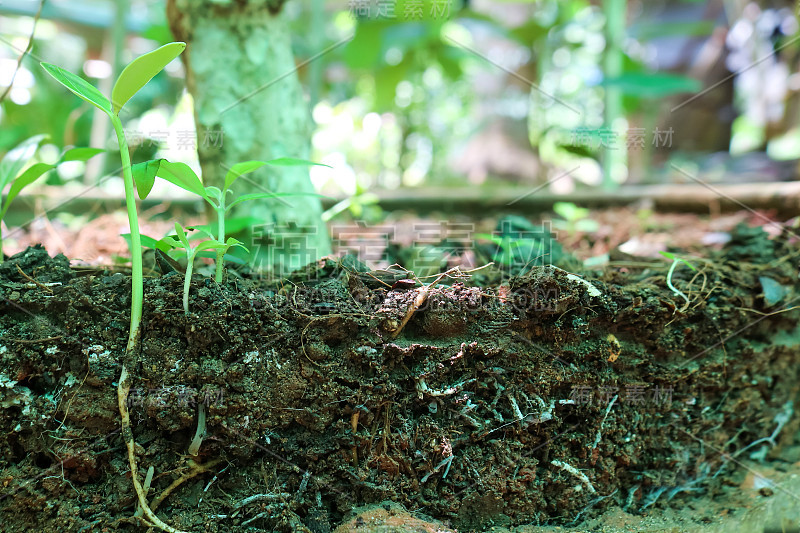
[2,0,799,198]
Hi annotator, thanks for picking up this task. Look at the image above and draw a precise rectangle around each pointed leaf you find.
[225,237,249,253]
[186,226,216,241]
[156,160,207,199]
[223,161,268,191]
[60,147,105,163]
[122,233,168,251]
[132,159,207,201]
[204,186,223,204]
[111,42,186,115]
[41,63,112,114]
[196,240,230,253]
[0,163,55,221]
[0,134,46,190]
[223,158,331,191]
[174,222,191,250]
[156,236,182,250]
[265,157,332,168]
[131,160,161,200]
[226,191,328,212]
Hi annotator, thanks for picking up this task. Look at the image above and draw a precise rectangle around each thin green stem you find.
[111,117,143,353]
[184,251,194,315]
[214,206,225,283]
[666,259,689,305]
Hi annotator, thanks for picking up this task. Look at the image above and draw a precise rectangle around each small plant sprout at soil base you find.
[132,157,330,282]
[158,222,247,315]
[659,250,698,309]
[41,42,189,533]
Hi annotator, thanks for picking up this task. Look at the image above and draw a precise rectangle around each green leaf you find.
[225,237,248,253]
[553,202,589,221]
[131,160,161,200]
[0,162,55,221]
[193,216,259,236]
[174,222,191,250]
[265,157,332,168]
[223,158,330,191]
[225,191,328,212]
[121,233,170,252]
[204,186,224,204]
[189,226,216,241]
[156,160,206,199]
[60,147,105,163]
[0,134,46,190]
[156,235,181,250]
[659,251,697,271]
[223,161,268,191]
[195,240,230,253]
[40,63,112,115]
[111,42,186,115]
[133,159,207,201]
[602,72,701,98]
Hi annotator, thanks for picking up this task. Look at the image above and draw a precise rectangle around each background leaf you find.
[0,134,46,190]
[60,147,105,163]
[265,157,332,168]
[223,160,268,191]
[0,162,55,220]
[602,72,701,98]
[111,42,186,115]
[226,191,329,212]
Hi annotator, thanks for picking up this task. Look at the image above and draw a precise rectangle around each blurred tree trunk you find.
[167,0,330,274]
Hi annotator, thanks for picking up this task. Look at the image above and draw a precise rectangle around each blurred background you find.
[1,0,799,272]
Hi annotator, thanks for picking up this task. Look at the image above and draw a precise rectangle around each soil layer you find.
[1,225,799,532]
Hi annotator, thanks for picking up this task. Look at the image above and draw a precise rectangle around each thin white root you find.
[591,395,618,450]
[552,459,596,494]
[134,466,155,518]
[118,364,187,533]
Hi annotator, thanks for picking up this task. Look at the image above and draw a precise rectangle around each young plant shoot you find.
[159,222,246,315]
[132,157,329,282]
[41,42,187,533]
[0,136,103,260]
[659,251,698,309]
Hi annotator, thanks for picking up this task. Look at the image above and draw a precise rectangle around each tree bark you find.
[167,0,330,273]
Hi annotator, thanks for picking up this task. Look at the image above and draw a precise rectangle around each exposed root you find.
[552,459,596,494]
[150,457,225,512]
[118,363,186,533]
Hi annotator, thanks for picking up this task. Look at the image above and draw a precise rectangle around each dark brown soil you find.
[1,223,799,532]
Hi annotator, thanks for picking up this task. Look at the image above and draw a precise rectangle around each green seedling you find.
[659,251,697,307]
[132,157,329,282]
[158,222,246,315]
[42,42,187,533]
[0,135,103,260]
[552,201,599,235]
[476,233,548,271]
